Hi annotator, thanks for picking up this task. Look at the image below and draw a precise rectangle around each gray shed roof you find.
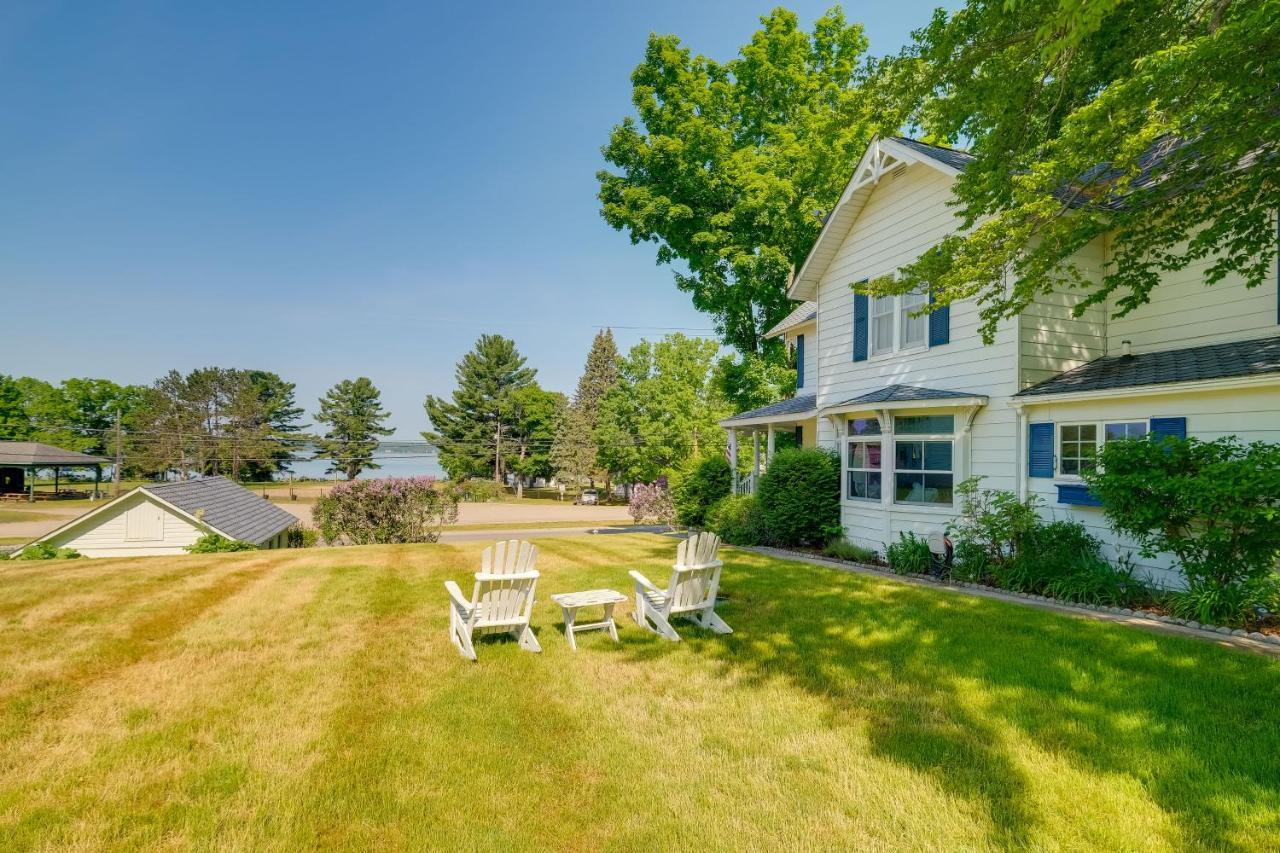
[1016,335,1280,398]
[145,476,297,544]
[722,394,818,424]
[0,441,108,467]
[831,384,983,406]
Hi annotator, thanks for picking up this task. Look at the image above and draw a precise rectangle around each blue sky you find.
[2,1,948,435]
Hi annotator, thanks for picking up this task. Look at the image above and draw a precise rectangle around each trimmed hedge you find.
[756,448,840,547]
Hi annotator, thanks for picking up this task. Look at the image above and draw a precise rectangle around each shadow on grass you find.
[615,546,1280,849]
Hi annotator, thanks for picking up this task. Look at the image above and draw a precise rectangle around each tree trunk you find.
[494,423,503,483]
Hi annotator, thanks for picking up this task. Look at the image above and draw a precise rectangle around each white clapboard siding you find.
[1021,384,1280,587]
[1019,236,1108,389]
[47,492,206,558]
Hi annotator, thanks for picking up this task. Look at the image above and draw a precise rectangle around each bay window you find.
[846,417,883,501]
[894,415,954,505]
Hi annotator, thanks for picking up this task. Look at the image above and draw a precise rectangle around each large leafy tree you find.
[870,0,1280,341]
[598,7,877,356]
[0,375,30,441]
[503,384,568,497]
[424,335,536,482]
[595,334,729,487]
[550,329,620,487]
[314,377,394,480]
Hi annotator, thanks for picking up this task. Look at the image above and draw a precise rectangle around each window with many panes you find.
[846,418,882,501]
[869,291,929,356]
[1059,420,1147,477]
[894,415,954,505]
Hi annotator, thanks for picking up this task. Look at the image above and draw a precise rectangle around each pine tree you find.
[314,377,394,480]
[551,329,619,488]
[423,335,536,482]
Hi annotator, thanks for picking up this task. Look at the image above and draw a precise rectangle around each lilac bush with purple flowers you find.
[312,477,459,544]
[628,483,676,528]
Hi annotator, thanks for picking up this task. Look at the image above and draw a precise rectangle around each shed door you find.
[124,502,165,541]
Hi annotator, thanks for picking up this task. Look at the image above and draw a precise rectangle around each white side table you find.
[550,589,627,651]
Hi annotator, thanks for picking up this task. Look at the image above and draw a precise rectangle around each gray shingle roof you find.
[889,137,975,173]
[722,394,818,424]
[0,442,108,466]
[145,476,297,544]
[764,301,817,339]
[1016,335,1280,398]
[832,384,983,406]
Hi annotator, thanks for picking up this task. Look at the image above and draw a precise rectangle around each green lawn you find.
[1,535,1277,850]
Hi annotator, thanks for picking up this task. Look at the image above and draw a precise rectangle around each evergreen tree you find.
[550,329,619,488]
[313,377,394,480]
[424,335,536,482]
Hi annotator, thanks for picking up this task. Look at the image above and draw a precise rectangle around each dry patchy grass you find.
[1,535,1278,850]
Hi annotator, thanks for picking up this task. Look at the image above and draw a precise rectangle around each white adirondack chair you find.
[629,531,732,641]
[445,539,542,661]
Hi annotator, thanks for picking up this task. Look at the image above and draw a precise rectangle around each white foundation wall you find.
[1019,384,1280,588]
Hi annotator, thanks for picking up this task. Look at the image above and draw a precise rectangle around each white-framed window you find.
[871,295,895,355]
[845,417,883,501]
[1058,420,1148,477]
[870,291,929,356]
[893,414,954,505]
[901,290,928,349]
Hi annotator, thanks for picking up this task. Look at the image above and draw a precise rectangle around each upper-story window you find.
[871,291,929,356]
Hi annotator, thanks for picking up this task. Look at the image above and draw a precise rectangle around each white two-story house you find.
[720,136,1280,586]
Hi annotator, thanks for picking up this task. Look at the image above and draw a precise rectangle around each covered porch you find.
[718,395,817,495]
[0,442,108,502]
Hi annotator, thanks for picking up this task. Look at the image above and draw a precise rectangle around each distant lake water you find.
[278,442,446,481]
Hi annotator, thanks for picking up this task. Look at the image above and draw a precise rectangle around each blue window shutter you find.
[794,425,803,446]
[795,334,805,389]
[1028,422,1054,478]
[928,291,950,347]
[1149,417,1187,442]
[853,289,868,362]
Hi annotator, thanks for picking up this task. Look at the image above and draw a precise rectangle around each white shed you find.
[21,476,298,558]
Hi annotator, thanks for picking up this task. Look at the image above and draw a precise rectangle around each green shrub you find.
[1087,435,1280,625]
[11,542,82,561]
[672,456,732,527]
[886,532,931,575]
[1168,574,1280,629]
[951,538,992,583]
[823,537,878,563]
[756,448,840,547]
[1043,553,1152,608]
[186,534,258,554]
[286,525,319,548]
[451,478,503,503]
[951,477,1041,567]
[996,520,1102,593]
[706,494,766,546]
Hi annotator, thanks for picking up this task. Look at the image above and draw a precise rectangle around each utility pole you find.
[113,407,123,497]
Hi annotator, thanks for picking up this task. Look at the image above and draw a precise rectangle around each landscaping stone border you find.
[745,545,1280,658]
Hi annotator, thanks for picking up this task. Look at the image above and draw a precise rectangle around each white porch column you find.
[729,429,739,494]
[1015,407,1028,500]
[752,430,761,493]
[766,424,775,468]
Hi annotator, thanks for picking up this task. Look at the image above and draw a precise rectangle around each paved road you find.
[440,524,675,542]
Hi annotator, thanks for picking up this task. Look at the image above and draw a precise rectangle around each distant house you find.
[22,476,298,558]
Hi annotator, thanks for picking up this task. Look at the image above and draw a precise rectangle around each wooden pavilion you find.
[0,441,109,502]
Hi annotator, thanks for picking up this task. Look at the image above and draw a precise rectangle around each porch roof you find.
[0,442,107,468]
[720,394,817,427]
[822,384,987,414]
